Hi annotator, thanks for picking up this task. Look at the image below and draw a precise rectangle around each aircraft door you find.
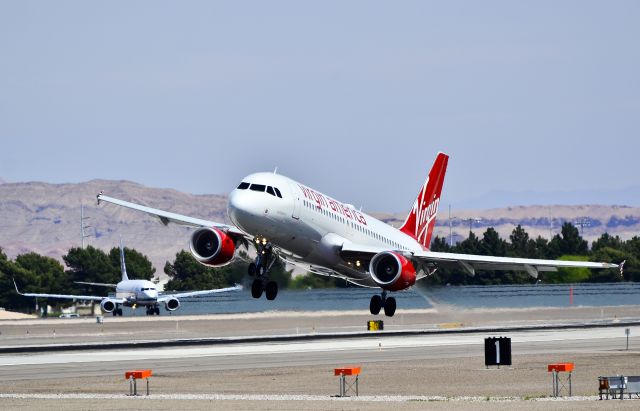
[288,182,300,220]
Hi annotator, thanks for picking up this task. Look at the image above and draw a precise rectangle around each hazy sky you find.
[1,1,639,212]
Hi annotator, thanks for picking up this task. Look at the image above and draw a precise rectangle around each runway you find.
[0,325,634,380]
[1,307,639,410]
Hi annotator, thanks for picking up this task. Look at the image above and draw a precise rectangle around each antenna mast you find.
[81,203,92,248]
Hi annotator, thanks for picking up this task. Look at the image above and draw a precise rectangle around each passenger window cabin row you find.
[237,182,283,198]
[302,199,406,250]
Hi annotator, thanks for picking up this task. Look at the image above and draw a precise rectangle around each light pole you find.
[81,203,92,248]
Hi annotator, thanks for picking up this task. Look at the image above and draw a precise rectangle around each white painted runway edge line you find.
[0,393,600,402]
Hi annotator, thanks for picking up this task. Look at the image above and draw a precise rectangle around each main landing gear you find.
[248,240,278,301]
[112,304,123,316]
[370,291,396,317]
[145,304,160,316]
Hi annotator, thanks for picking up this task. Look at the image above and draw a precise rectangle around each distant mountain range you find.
[1,179,639,280]
[455,186,640,209]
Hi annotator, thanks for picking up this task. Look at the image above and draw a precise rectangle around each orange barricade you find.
[548,363,573,397]
[125,369,152,396]
[548,363,574,373]
[334,367,361,376]
[334,367,361,396]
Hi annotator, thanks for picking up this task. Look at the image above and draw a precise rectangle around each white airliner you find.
[14,242,241,316]
[96,152,618,317]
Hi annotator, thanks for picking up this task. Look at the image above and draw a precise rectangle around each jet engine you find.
[100,299,116,313]
[164,297,180,311]
[189,227,236,267]
[369,251,416,291]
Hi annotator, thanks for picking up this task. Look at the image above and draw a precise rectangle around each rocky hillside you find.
[1,179,638,280]
[0,179,227,280]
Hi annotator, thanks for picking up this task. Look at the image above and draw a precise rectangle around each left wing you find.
[96,193,248,240]
[158,284,242,300]
[341,244,619,278]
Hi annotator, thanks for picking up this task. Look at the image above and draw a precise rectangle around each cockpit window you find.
[250,184,266,192]
[273,187,282,198]
[266,186,276,196]
[237,182,250,190]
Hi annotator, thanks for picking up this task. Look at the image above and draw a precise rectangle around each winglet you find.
[97,191,103,205]
[620,259,626,278]
[12,278,23,295]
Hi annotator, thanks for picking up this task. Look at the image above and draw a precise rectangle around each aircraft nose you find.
[228,189,261,227]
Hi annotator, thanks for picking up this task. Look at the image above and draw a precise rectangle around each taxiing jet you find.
[97,152,618,317]
[14,242,241,316]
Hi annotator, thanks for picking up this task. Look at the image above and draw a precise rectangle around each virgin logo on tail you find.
[399,152,448,249]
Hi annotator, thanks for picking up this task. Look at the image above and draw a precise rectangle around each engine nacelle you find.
[189,227,236,267]
[369,251,416,291]
[100,299,116,313]
[164,297,180,311]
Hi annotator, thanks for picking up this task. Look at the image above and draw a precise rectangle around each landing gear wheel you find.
[154,306,160,315]
[112,310,118,317]
[265,281,278,300]
[248,263,257,277]
[251,279,264,299]
[384,297,396,317]
[117,308,123,316]
[370,295,382,315]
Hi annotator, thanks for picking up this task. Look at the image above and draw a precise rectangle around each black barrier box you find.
[367,320,384,331]
[484,337,511,367]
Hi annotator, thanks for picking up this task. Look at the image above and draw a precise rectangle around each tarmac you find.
[1,305,639,410]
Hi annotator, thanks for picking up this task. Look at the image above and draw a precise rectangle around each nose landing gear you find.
[145,304,160,315]
[369,291,396,317]
[249,239,278,301]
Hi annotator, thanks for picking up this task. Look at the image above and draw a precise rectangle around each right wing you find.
[340,243,619,279]
[159,284,243,300]
[13,279,122,302]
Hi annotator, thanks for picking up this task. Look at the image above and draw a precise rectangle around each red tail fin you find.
[399,152,449,249]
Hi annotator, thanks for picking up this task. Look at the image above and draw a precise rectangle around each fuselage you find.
[227,172,425,287]
[115,279,158,306]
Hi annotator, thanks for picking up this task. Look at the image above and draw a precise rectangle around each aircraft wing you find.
[159,284,242,300]
[75,281,117,288]
[96,193,247,238]
[13,279,123,302]
[340,244,619,278]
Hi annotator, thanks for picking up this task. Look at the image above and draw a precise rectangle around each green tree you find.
[508,225,530,257]
[430,236,451,252]
[63,246,117,295]
[543,255,592,283]
[592,233,623,253]
[164,250,231,291]
[0,253,40,312]
[480,227,507,256]
[548,223,588,259]
[15,253,71,314]
[455,231,481,255]
[15,253,69,294]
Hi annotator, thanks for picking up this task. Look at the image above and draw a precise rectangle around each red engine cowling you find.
[369,251,416,291]
[189,227,236,267]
